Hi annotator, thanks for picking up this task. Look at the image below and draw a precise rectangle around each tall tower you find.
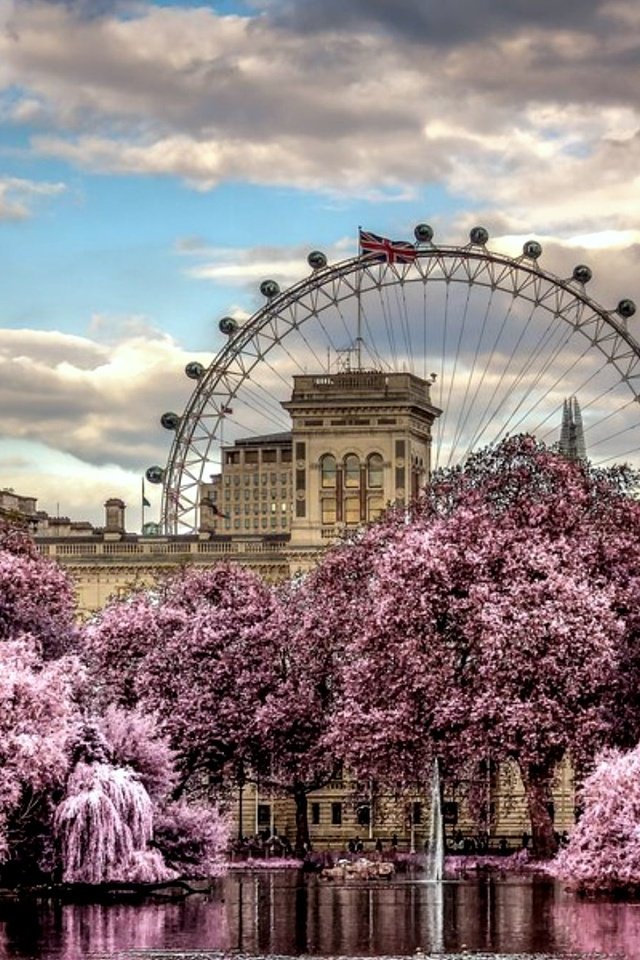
[558,396,586,460]
[282,370,441,546]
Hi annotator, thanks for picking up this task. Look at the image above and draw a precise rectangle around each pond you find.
[1,871,638,960]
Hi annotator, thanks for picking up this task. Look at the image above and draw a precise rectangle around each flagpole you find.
[356,226,363,371]
[141,477,146,532]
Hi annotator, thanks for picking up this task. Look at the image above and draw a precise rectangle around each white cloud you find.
[0,437,152,528]
[0,325,199,468]
[0,322,215,527]
[181,240,352,288]
[0,176,65,219]
[1,0,639,237]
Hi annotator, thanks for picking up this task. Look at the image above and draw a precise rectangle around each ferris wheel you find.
[147,223,640,535]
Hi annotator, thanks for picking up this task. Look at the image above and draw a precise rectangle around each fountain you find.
[425,757,445,882]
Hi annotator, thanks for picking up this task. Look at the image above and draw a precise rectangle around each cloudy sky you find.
[1,0,639,529]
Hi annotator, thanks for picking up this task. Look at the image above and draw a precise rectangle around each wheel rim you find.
[154,240,640,534]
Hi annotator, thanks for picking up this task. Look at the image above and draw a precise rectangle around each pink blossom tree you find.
[252,578,347,855]
[0,637,81,881]
[85,565,284,798]
[553,743,640,894]
[323,437,636,858]
[0,521,77,658]
[85,594,188,709]
[54,711,229,884]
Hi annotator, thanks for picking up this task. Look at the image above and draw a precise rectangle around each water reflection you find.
[0,872,638,959]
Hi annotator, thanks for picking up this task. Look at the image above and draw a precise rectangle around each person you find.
[375,837,383,854]
[498,837,509,854]
[391,833,398,852]
[348,838,356,854]
[521,831,530,850]
[355,836,363,853]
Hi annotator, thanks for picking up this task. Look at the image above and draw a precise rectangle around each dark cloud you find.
[17,0,133,19]
[270,0,606,46]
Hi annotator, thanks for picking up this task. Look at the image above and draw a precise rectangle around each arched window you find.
[367,453,384,488]
[344,453,360,488]
[320,454,337,488]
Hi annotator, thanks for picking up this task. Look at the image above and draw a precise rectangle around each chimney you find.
[104,498,126,537]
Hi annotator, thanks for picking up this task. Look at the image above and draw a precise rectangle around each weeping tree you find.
[54,711,229,884]
[55,760,169,884]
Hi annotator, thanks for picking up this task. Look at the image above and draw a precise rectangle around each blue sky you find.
[1,0,639,527]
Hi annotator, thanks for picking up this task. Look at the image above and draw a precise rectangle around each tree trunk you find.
[519,760,558,859]
[293,782,310,858]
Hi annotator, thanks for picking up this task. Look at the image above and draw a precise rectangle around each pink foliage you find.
[553,744,640,894]
[0,529,76,657]
[255,580,342,790]
[88,564,284,790]
[153,801,230,878]
[54,761,174,884]
[0,638,80,862]
[98,705,177,800]
[85,595,188,708]
[319,437,636,856]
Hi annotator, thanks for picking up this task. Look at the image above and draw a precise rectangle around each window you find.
[295,441,306,462]
[367,453,384,488]
[263,449,277,463]
[368,496,385,522]
[331,802,342,825]
[344,454,360,488]
[357,805,371,827]
[412,802,423,825]
[257,804,271,827]
[311,802,321,825]
[245,450,258,464]
[321,498,337,524]
[443,801,458,825]
[320,454,337,488]
[344,497,360,524]
[226,451,240,465]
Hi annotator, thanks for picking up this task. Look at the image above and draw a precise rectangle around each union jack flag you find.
[359,229,418,264]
